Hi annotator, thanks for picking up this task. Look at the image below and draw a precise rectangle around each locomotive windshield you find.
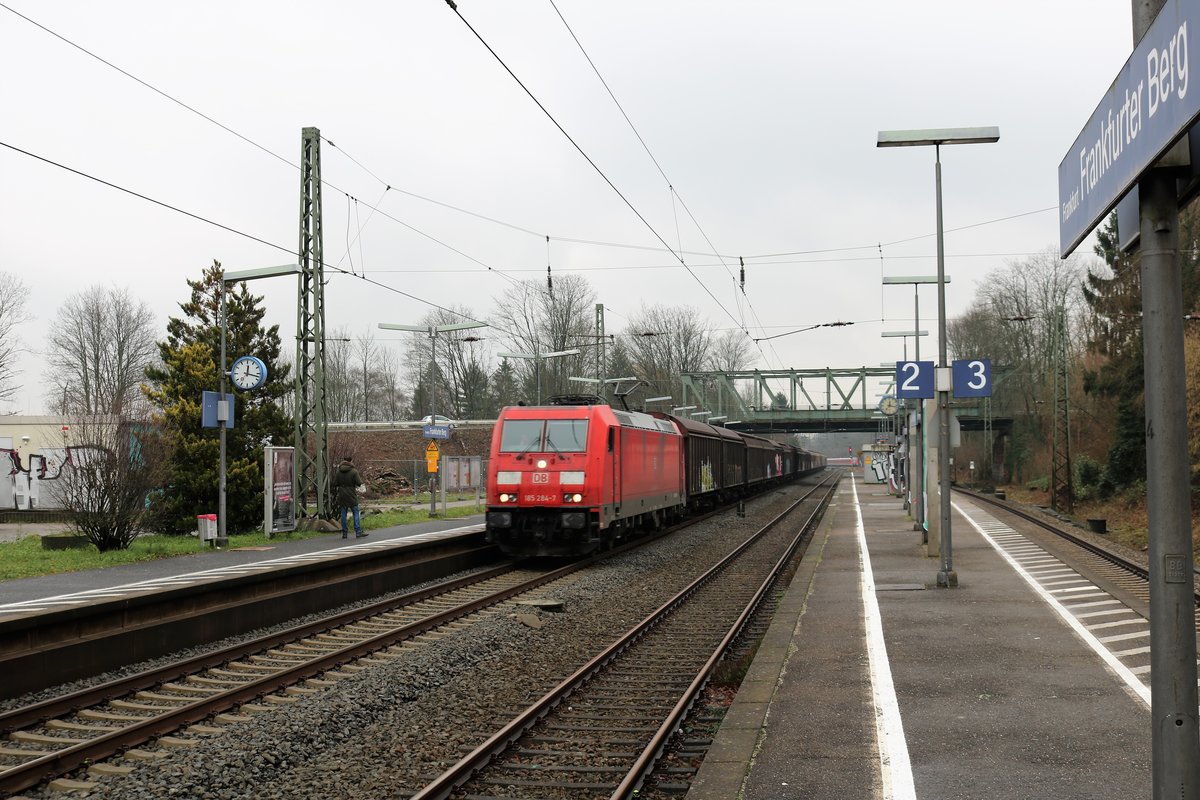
[499,420,544,453]
[545,419,588,452]
[498,419,589,453]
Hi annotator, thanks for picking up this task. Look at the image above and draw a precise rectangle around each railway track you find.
[408,472,840,800]
[0,561,590,796]
[956,488,1200,619]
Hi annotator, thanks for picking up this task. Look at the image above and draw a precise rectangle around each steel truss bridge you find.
[677,368,1012,434]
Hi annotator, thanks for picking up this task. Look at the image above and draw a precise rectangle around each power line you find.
[0,4,533,290]
[545,1,790,368]
[4,3,1057,286]
[0,139,512,334]
[444,0,749,337]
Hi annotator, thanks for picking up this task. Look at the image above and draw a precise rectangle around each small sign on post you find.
[895,361,935,399]
[951,358,992,398]
[425,440,440,473]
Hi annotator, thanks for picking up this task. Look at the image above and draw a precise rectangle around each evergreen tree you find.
[1082,215,1145,488]
[457,361,491,419]
[605,340,640,406]
[144,261,292,534]
[490,358,521,412]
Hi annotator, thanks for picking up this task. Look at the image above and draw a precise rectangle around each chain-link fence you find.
[363,458,489,506]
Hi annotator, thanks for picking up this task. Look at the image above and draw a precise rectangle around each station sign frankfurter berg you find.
[1059,0,1197,257]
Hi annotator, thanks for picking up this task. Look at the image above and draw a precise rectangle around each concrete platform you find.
[688,475,1154,800]
[0,513,484,609]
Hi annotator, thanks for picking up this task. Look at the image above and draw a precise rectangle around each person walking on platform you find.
[332,455,367,539]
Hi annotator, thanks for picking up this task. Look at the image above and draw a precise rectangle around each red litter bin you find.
[196,514,218,544]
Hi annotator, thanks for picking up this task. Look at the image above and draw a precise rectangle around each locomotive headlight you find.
[572,493,582,503]
[536,459,548,469]
[499,493,512,503]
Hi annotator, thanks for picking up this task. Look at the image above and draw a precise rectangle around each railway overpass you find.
[675,368,1011,435]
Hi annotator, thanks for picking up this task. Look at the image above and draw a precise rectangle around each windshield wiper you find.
[516,439,543,460]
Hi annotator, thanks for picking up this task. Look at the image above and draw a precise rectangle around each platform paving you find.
[688,475,1152,800]
[0,510,484,606]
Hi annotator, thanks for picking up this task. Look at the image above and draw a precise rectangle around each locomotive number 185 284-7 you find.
[523,494,557,503]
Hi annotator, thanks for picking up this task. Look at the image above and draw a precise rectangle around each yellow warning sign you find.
[425,441,439,453]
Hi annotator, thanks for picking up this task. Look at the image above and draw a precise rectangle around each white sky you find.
[0,1,1134,415]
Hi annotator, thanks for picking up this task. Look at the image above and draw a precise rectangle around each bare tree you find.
[400,306,491,418]
[0,272,30,404]
[950,248,1090,417]
[324,327,356,422]
[374,345,407,421]
[707,328,756,371]
[47,285,156,415]
[353,329,378,422]
[48,414,169,551]
[626,304,715,401]
[492,275,594,402]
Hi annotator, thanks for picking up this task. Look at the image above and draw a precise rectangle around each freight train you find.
[484,398,826,557]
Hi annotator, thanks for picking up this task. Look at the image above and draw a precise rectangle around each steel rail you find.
[614,473,840,798]
[409,471,840,800]
[956,487,1200,607]
[0,561,582,797]
[1,472,818,796]
[0,559,512,735]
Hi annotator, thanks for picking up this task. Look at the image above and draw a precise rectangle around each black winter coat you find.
[332,462,363,508]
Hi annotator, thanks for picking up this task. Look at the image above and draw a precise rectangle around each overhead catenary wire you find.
[548,0,780,363]
[2,3,1057,289]
[443,0,751,339]
[0,139,526,339]
[0,4,535,293]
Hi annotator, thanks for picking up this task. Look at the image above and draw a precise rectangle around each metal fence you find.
[364,458,488,497]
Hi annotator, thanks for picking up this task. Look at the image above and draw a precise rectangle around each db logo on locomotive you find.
[531,472,550,484]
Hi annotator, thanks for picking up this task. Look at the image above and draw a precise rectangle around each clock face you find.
[230,356,267,390]
[881,397,898,415]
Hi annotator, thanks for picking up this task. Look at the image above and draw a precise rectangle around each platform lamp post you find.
[567,376,602,401]
[219,263,301,547]
[879,126,999,588]
[645,395,672,413]
[882,283,941,536]
[498,349,581,405]
[671,405,696,415]
[882,329,929,517]
[379,320,488,516]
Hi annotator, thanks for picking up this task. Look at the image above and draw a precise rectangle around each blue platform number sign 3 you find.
[894,361,934,399]
[952,358,992,398]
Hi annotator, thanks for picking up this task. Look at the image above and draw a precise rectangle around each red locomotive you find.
[485,398,825,557]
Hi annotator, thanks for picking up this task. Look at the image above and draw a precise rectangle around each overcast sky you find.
[0,1,1134,416]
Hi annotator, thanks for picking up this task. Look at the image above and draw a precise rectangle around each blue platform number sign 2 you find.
[894,361,934,399]
[952,358,992,398]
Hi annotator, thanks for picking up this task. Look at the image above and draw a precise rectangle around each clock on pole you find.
[229,355,267,391]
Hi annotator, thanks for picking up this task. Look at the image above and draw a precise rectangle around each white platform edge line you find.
[852,479,916,800]
[0,524,485,612]
[952,500,1150,709]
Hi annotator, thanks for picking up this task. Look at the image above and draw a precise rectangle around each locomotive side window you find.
[499,420,544,452]
[546,420,588,452]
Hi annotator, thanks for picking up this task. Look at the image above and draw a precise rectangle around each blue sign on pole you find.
[1059,0,1200,256]
[200,391,236,429]
[894,361,934,399]
[952,358,992,398]
[423,424,450,440]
